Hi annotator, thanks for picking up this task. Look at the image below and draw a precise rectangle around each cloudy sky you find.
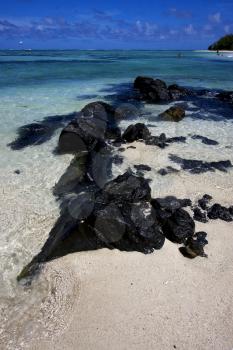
[0,0,232,49]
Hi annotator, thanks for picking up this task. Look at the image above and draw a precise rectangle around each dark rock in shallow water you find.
[207,204,233,222]
[169,154,233,174]
[8,123,54,150]
[198,194,212,210]
[160,106,185,122]
[191,135,218,146]
[127,145,136,149]
[58,101,117,154]
[105,125,121,141]
[180,232,208,258]
[122,123,150,142]
[112,154,124,165]
[166,136,186,143]
[193,207,208,223]
[158,166,179,176]
[217,91,233,105]
[14,169,21,175]
[168,84,190,99]
[8,113,76,150]
[134,164,152,172]
[145,133,167,148]
[134,76,170,102]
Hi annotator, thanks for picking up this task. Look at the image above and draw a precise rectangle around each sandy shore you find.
[22,141,233,350]
[27,219,233,350]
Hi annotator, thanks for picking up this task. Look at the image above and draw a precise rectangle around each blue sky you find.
[0,0,232,49]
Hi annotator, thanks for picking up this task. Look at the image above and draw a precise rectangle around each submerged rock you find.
[217,91,233,105]
[160,106,185,122]
[168,84,190,99]
[158,166,179,176]
[166,136,186,143]
[134,164,152,172]
[180,232,208,258]
[134,76,170,102]
[169,154,233,174]
[145,133,167,148]
[191,135,218,146]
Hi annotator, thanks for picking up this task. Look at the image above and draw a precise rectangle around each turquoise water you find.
[1,50,233,89]
[1,50,233,349]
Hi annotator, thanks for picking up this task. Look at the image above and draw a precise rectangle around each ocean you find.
[0,50,233,349]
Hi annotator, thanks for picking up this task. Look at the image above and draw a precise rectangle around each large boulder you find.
[122,123,150,142]
[160,106,185,122]
[58,101,118,154]
[134,76,170,102]
[103,171,151,203]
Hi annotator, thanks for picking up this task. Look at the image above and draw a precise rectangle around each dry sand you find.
[25,141,233,350]
[29,219,233,350]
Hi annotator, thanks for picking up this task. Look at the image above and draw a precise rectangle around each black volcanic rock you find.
[180,231,208,258]
[122,123,151,142]
[160,106,185,122]
[58,101,117,154]
[207,204,233,222]
[217,91,233,105]
[134,164,152,172]
[162,208,195,244]
[168,84,190,99]
[134,76,171,102]
[103,171,151,203]
[193,207,208,223]
[198,194,212,210]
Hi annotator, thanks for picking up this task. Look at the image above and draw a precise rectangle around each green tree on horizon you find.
[208,34,233,50]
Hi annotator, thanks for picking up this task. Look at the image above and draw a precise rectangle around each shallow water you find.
[0,50,233,348]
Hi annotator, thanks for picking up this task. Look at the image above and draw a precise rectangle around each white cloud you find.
[208,12,221,23]
[184,24,196,35]
[224,24,230,33]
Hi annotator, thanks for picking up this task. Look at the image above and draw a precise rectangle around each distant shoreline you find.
[195,50,233,52]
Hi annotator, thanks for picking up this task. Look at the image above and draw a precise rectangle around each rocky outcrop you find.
[122,123,150,142]
[134,76,189,103]
[134,76,170,102]
[58,101,120,154]
[160,106,185,122]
